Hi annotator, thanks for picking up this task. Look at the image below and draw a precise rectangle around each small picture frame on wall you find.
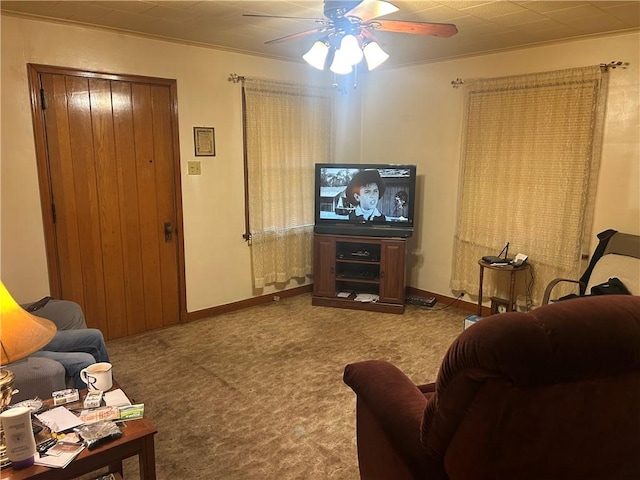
[194,127,215,156]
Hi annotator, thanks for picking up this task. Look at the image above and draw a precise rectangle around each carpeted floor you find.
[105,293,468,479]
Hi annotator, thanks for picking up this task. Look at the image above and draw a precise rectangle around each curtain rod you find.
[228,73,245,84]
[450,60,627,88]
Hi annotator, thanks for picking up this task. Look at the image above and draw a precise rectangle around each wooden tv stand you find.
[312,234,406,314]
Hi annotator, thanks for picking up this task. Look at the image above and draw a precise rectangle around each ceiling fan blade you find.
[360,28,389,47]
[371,19,458,37]
[345,0,399,22]
[264,28,324,45]
[360,28,378,42]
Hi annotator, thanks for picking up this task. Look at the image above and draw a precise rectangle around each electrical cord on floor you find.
[416,293,465,312]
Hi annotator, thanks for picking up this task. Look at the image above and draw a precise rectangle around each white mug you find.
[80,362,113,391]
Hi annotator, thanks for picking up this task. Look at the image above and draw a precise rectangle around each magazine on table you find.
[34,442,85,468]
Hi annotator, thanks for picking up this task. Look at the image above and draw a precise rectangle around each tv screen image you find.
[314,163,417,238]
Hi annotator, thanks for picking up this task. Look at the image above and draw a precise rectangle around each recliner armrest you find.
[344,360,434,477]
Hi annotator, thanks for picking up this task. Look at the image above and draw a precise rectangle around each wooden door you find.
[28,64,185,339]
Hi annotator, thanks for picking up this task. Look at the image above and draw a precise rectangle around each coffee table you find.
[0,386,157,480]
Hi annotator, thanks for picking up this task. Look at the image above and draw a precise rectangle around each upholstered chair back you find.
[421,295,640,479]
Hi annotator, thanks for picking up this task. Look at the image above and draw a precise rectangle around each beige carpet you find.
[105,293,468,479]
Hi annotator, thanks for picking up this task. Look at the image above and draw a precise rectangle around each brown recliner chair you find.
[343,295,640,480]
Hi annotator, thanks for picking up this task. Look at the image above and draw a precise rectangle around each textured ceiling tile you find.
[1,0,637,69]
[91,1,156,15]
[510,18,571,33]
[601,3,640,26]
[519,1,590,14]
[523,26,585,43]
[461,1,530,20]
[563,14,630,33]
[0,1,62,17]
[54,3,113,23]
[400,4,469,22]
[95,10,158,32]
[489,9,551,27]
[140,4,201,22]
[546,4,612,22]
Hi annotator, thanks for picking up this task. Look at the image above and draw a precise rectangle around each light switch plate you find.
[188,161,201,175]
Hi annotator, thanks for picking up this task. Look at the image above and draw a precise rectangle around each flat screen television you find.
[314,163,417,238]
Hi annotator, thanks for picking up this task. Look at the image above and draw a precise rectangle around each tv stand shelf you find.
[312,234,406,314]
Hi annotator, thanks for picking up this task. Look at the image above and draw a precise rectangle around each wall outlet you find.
[188,161,201,175]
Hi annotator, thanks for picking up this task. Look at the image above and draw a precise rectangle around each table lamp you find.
[0,281,57,467]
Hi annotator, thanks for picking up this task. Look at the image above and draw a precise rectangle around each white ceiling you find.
[2,1,639,69]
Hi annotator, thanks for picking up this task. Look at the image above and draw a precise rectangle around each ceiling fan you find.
[244,0,458,74]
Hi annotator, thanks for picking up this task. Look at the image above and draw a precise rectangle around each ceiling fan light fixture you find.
[339,34,363,66]
[302,40,330,70]
[363,41,389,70]
[329,47,353,75]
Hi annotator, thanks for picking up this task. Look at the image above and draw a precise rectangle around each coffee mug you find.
[80,362,113,391]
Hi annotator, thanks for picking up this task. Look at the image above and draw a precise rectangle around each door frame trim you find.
[27,63,187,322]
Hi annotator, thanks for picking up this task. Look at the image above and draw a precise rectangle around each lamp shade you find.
[302,40,330,70]
[339,34,363,66]
[0,282,57,365]
[363,41,390,70]
[330,48,353,75]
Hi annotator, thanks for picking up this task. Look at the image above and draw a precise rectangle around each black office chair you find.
[542,229,640,305]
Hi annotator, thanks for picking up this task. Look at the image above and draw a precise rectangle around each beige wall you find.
[0,14,360,309]
[1,14,638,310]
[359,32,640,298]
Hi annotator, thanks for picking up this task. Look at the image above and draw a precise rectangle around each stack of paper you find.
[34,442,85,468]
[354,293,379,303]
[35,406,83,433]
[103,388,132,407]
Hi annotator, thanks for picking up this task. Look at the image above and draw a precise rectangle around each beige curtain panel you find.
[243,78,333,288]
[451,66,609,306]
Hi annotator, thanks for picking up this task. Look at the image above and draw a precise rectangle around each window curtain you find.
[450,66,609,305]
[243,78,333,288]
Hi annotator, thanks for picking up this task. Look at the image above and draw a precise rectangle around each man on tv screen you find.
[345,170,387,223]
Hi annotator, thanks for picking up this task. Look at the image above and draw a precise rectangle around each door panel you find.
[379,241,406,303]
[131,83,164,333]
[313,235,336,297]
[31,65,183,339]
[90,77,127,338]
[112,81,147,337]
[151,86,180,329]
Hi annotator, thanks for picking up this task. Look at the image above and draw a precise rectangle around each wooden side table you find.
[477,260,530,316]
[1,386,157,480]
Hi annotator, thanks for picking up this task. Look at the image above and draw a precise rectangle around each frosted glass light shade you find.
[303,41,330,70]
[340,34,363,66]
[330,48,353,74]
[363,41,390,70]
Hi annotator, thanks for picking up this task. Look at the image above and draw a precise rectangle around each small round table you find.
[477,260,530,316]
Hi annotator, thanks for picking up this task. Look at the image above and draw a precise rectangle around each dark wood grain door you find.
[28,64,185,339]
